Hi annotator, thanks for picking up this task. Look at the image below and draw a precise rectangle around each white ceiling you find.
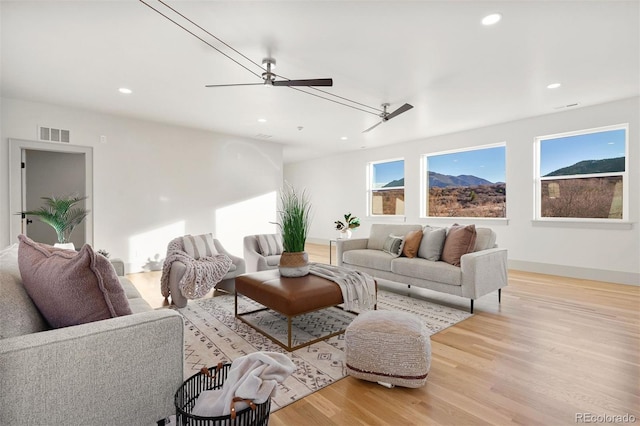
[2,1,638,163]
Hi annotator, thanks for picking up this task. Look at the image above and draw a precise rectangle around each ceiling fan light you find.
[482,13,502,26]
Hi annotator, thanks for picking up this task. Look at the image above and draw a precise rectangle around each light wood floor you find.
[127,243,640,425]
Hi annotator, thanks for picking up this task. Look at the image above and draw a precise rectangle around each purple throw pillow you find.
[17,235,132,328]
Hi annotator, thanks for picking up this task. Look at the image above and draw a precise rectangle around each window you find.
[368,159,404,216]
[535,124,627,220]
[423,144,506,218]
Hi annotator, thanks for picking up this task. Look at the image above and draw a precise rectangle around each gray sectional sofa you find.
[336,224,508,312]
[0,250,184,425]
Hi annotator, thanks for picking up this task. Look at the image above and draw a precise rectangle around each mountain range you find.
[383,172,496,188]
[544,156,624,177]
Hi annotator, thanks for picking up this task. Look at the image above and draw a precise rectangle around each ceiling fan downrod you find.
[261,58,276,86]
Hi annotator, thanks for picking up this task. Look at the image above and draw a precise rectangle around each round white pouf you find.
[345,310,431,388]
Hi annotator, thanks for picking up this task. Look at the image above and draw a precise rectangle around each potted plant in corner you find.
[334,212,360,239]
[276,183,312,277]
[19,194,90,250]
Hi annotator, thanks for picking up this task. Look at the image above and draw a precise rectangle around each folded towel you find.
[191,352,296,417]
[308,263,376,311]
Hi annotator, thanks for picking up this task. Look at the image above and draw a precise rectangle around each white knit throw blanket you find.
[308,263,377,311]
[160,237,232,300]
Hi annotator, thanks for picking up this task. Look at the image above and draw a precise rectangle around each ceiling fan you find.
[205,58,333,88]
[363,103,414,133]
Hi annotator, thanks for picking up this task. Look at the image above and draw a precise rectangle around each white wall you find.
[285,97,640,285]
[1,98,283,271]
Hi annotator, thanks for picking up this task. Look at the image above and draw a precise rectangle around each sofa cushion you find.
[18,235,132,329]
[367,224,423,250]
[382,235,405,257]
[257,234,283,256]
[0,271,49,338]
[441,224,477,267]
[391,258,462,286]
[343,249,395,272]
[417,226,447,261]
[402,230,423,258]
[182,233,218,259]
[474,228,497,252]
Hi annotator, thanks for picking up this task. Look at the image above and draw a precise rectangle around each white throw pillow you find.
[257,234,283,256]
[417,226,447,261]
[0,243,20,279]
[182,234,219,259]
[382,234,405,258]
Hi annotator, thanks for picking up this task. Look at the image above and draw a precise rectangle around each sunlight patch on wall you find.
[128,221,185,270]
[216,192,278,256]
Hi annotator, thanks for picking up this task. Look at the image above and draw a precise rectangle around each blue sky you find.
[540,129,626,175]
[428,146,506,183]
[373,160,404,187]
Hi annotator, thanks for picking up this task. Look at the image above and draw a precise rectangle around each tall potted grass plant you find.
[276,183,312,277]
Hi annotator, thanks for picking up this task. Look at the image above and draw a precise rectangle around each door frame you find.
[9,138,94,245]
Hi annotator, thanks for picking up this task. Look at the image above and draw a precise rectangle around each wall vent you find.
[38,126,70,143]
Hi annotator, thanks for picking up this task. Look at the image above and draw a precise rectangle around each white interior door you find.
[9,139,93,246]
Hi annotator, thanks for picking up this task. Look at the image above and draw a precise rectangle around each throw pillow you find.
[182,233,218,259]
[441,224,477,267]
[402,230,423,258]
[17,234,132,329]
[417,226,447,261]
[256,234,283,256]
[382,234,405,258]
[0,243,20,279]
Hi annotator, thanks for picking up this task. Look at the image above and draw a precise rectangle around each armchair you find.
[163,236,246,308]
[243,234,283,273]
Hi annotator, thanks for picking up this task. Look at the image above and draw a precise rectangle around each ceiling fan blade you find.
[384,103,414,121]
[272,78,333,87]
[362,121,382,133]
[205,83,264,87]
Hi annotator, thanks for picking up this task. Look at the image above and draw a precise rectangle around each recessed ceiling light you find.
[257,118,267,123]
[482,13,502,26]
[118,87,132,94]
[340,136,348,140]
[547,83,562,89]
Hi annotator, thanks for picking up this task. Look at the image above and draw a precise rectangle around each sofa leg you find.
[470,299,474,314]
[498,288,502,303]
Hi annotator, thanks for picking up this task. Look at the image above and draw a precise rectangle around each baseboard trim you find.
[508,260,639,286]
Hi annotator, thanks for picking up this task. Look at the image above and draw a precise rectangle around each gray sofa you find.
[0,254,184,425]
[337,224,508,312]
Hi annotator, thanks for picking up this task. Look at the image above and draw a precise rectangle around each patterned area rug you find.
[171,290,472,412]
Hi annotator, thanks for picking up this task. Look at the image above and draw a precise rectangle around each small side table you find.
[329,239,337,265]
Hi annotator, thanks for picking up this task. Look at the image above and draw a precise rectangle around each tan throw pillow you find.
[182,233,218,259]
[441,224,477,266]
[17,234,132,329]
[402,230,423,258]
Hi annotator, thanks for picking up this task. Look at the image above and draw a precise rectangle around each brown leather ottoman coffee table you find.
[235,269,375,351]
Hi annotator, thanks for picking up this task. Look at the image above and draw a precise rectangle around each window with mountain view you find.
[536,125,627,220]
[423,145,506,218]
[369,159,404,216]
